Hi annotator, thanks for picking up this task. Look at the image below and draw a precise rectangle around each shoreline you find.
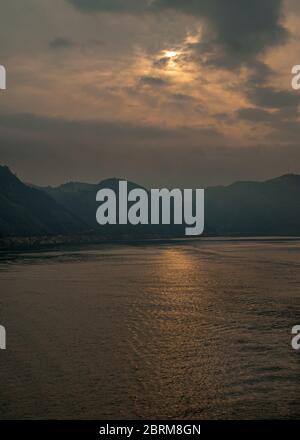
[1,233,300,252]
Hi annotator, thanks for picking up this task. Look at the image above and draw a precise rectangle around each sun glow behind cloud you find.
[164,50,178,58]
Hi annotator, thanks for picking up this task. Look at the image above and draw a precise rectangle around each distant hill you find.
[1,164,300,238]
[44,173,300,237]
[44,178,144,228]
[205,174,300,236]
[0,165,85,237]
[44,178,182,236]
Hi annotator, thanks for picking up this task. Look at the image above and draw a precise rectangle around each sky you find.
[0,0,300,187]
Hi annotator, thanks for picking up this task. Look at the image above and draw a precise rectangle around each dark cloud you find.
[1,112,300,189]
[246,61,273,86]
[0,113,183,141]
[68,1,288,68]
[139,76,168,87]
[170,93,197,103]
[236,104,300,144]
[2,131,300,188]
[68,0,148,13]
[0,114,221,155]
[156,0,288,64]
[237,108,275,123]
[247,87,300,110]
[167,94,204,112]
[0,113,223,186]
[153,56,172,69]
[49,37,75,49]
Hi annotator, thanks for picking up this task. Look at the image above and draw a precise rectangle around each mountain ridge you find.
[1,164,300,239]
[0,165,86,237]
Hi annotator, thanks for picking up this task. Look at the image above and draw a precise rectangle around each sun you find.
[164,50,178,58]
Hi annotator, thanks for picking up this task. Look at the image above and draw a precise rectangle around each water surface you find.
[0,239,299,419]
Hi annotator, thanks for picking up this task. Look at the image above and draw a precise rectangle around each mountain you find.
[44,178,144,228]
[1,164,300,239]
[205,174,300,235]
[44,178,183,236]
[44,173,300,237]
[0,165,85,237]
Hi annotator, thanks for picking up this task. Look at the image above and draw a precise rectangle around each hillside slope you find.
[0,166,85,236]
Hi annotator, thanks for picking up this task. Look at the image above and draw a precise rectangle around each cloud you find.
[2,121,300,188]
[247,87,300,109]
[156,1,288,63]
[67,1,288,68]
[49,37,75,49]
[246,61,273,86]
[0,113,221,153]
[0,112,223,186]
[68,0,149,13]
[236,103,300,144]
[0,113,183,140]
[237,107,275,123]
[139,76,169,87]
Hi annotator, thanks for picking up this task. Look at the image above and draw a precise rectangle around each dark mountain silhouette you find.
[44,173,300,237]
[1,164,300,239]
[44,178,182,236]
[0,165,85,237]
[44,178,145,228]
[205,174,300,236]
